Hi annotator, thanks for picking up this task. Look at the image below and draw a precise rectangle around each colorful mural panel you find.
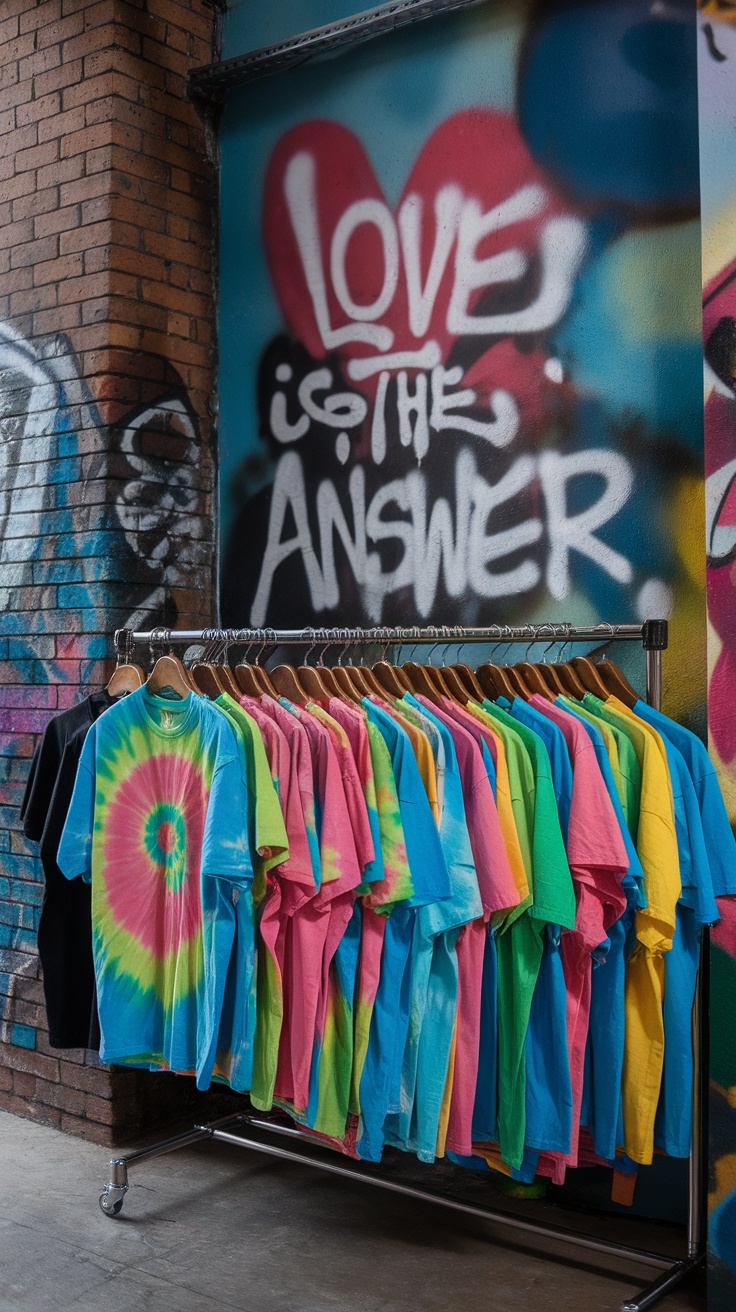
[218,0,704,720]
[698,1,736,1301]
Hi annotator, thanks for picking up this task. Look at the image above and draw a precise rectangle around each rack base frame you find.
[99,1110,704,1312]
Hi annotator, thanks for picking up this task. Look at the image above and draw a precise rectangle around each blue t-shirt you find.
[57,687,252,1088]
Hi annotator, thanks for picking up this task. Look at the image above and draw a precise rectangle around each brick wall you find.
[0,0,222,1144]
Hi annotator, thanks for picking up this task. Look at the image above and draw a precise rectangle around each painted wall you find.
[218,0,705,722]
[697,2,736,1303]
[0,0,218,1141]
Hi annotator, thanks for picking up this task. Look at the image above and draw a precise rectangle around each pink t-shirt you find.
[305,702,375,878]
[239,695,313,893]
[417,695,519,919]
[414,695,520,1158]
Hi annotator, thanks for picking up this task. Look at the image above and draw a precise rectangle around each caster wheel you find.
[100,1191,124,1217]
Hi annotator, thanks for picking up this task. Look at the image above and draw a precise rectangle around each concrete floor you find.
[0,1109,705,1312]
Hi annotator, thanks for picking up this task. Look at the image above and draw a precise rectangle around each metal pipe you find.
[109,1113,246,1185]
[620,1257,703,1312]
[127,622,651,648]
[200,1127,672,1271]
[646,649,662,710]
[688,927,708,1259]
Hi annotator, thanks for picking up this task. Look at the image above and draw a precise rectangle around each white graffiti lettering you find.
[249,445,634,625]
[285,151,588,367]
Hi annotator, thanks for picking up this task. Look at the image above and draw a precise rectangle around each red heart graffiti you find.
[263,108,578,408]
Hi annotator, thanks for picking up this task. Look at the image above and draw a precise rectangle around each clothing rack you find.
[100,619,704,1312]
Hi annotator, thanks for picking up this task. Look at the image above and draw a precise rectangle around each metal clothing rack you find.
[99,619,705,1312]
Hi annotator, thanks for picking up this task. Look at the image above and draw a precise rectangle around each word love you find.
[264,114,588,384]
[250,445,634,625]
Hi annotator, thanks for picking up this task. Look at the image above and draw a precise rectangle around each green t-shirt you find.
[215,694,289,887]
[466,700,534,903]
[482,702,576,932]
[558,694,625,811]
[579,694,642,839]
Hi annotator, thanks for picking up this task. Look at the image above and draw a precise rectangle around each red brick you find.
[33,203,80,238]
[11,1069,36,1098]
[12,186,59,221]
[0,1089,62,1131]
[59,1113,113,1145]
[33,250,84,285]
[2,1044,60,1082]
[37,102,86,142]
[32,57,83,98]
[37,152,84,189]
[15,137,58,172]
[84,1092,116,1125]
[38,10,84,47]
[40,1081,87,1114]
[59,1060,112,1096]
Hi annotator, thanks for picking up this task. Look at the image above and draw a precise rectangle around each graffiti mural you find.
[219,0,704,716]
[0,320,208,645]
[697,1,736,1302]
[0,319,211,1057]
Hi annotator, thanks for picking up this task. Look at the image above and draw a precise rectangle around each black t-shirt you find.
[21,692,115,1049]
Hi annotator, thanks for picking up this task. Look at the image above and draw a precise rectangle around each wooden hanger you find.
[332,664,365,704]
[503,663,534,699]
[373,660,411,697]
[570,655,612,700]
[531,661,570,698]
[235,661,267,697]
[191,661,226,698]
[550,661,588,698]
[312,656,343,698]
[449,663,485,700]
[402,660,442,704]
[476,661,519,702]
[595,659,639,708]
[297,664,333,701]
[515,661,555,699]
[107,662,145,697]
[147,652,195,699]
[435,664,470,705]
[270,662,309,705]
[218,663,243,698]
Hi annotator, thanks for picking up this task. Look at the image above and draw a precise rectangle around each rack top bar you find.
[120,621,667,650]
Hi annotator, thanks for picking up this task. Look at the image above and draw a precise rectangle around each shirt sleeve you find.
[201,749,254,884]
[21,717,63,841]
[56,730,96,884]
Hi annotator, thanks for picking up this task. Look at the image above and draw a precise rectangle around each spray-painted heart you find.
[262,108,586,417]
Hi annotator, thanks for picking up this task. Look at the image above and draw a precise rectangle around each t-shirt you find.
[212,694,289,1094]
[57,685,252,1088]
[324,698,384,889]
[329,699,413,913]
[215,694,288,885]
[257,697,320,901]
[580,695,680,1165]
[633,701,736,902]
[21,690,116,1049]
[416,696,518,919]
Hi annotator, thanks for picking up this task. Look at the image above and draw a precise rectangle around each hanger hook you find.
[302,626,317,665]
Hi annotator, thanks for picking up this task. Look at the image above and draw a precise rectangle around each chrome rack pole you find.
[125,622,656,648]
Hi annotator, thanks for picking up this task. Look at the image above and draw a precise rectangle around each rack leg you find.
[99,1113,246,1217]
[621,1253,704,1312]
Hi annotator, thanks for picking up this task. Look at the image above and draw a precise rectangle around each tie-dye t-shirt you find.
[57,687,252,1088]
